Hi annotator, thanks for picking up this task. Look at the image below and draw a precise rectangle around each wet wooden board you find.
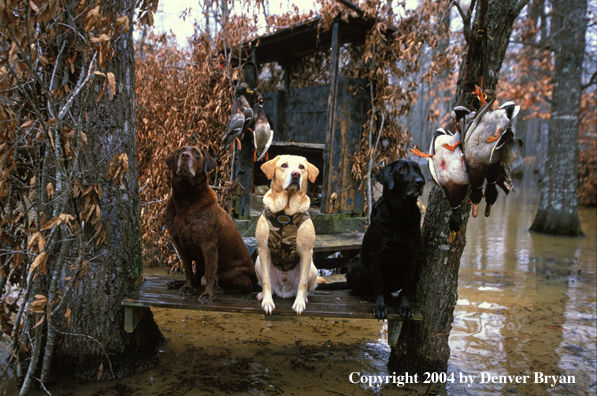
[122,275,421,333]
[313,233,364,252]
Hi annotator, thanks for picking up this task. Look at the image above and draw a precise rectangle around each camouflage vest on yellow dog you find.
[263,208,311,272]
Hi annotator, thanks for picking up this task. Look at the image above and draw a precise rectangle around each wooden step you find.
[122,275,422,337]
[270,141,325,150]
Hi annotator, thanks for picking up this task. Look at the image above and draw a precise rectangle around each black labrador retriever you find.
[346,160,425,320]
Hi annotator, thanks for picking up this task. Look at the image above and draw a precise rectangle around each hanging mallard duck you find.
[462,96,522,217]
[222,83,254,151]
[222,97,245,150]
[412,126,470,243]
[251,95,274,162]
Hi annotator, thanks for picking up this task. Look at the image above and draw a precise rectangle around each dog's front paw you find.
[198,290,215,304]
[179,285,194,296]
[292,296,308,315]
[373,302,388,320]
[261,297,276,314]
[167,280,186,290]
[398,297,413,319]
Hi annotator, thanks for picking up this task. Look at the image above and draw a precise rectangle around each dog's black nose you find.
[291,171,300,179]
[180,152,191,159]
[414,177,425,187]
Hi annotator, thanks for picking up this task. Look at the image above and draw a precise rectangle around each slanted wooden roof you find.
[230,16,396,64]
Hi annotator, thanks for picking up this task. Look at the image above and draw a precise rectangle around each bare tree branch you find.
[452,0,467,22]
[514,0,531,15]
[335,0,365,16]
[581,71,597,90]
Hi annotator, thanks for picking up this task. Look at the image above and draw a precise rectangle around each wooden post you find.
[321,21,341,214]
[124,306,148,333]
[387,319,403,347]
[235,64,257,218]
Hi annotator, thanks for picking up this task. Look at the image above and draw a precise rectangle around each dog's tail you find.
[316,281,351,291]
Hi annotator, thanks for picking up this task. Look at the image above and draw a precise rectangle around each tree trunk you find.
[530,0,587,237]
[390,0,528,373]
[51,0,164,379]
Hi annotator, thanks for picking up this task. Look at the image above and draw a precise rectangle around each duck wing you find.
[222,99,245,147]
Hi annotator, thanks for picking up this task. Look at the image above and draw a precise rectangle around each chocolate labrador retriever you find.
[165,146,256,303]
[346,160,425,319]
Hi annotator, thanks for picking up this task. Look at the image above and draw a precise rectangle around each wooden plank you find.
[270,142,325,150]
[285,86,329,113]
[122,275,423,321]
[284,112,327,143]
[312,233,364,252]
[321,21,341,214]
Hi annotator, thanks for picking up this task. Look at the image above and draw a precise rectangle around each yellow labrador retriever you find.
[255,155,319,315]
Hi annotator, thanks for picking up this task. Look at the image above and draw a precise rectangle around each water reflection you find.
[450,165,597,394]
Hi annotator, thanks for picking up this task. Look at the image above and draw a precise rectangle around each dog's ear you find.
[305,160,319,183]
[203,151,217,175]
[261,156,280,180]
[166,154,174,170]
[374,163,395,191]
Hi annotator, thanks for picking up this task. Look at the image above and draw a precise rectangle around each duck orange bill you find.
[472,203,479,218]
[448,231,457,244]
[474,85,486,106]
[410,148,434,158]
[442,141,460,151]
[486,127,502,143]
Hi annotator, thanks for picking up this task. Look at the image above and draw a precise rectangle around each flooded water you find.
[1,165,595,395]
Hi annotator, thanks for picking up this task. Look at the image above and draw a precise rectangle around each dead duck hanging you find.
[222,84,254,151]
[412,123,470,243]
[462,96,523,217]
[251,95,274,162]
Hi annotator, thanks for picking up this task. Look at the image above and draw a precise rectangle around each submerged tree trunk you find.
[390,0,529,372]
[530,0,587,237]
[51,0,164,379]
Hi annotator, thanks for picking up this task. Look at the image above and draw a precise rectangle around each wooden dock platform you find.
[122,275,422,345]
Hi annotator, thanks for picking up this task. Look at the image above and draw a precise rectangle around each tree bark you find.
[51,0,164,379]
[530,0,587,237]
[390,0,529,373]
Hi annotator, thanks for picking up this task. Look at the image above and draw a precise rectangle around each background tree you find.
[0,0,163,393]
[530,0,589,236]
[391,0,530,373]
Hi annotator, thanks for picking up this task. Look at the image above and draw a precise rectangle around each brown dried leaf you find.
[46,182,54,199]
[97,79,108,102]
[107,72,116,100]
[65,307,71,327]
[32,314,45,329]
[116,15,129,34]
[27,295,48,313]
[40,217,61,231]
[29,252,48,275]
